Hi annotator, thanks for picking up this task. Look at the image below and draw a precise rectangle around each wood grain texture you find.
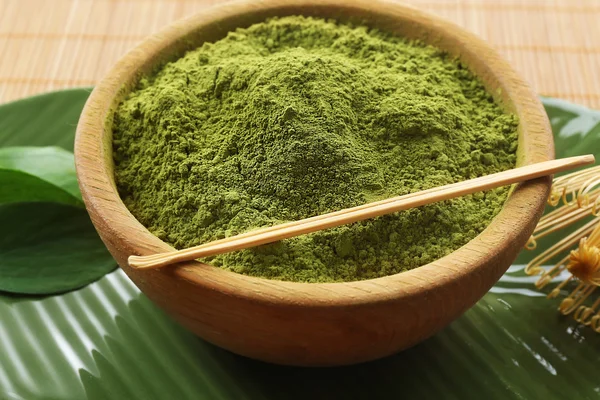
[75,0,554,366]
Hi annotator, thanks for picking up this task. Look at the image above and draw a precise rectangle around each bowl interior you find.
[77,0,553,305]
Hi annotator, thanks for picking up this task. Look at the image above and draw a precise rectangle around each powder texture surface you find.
[113,16,518,282]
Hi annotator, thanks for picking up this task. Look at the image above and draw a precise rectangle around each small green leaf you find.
[0,202,116,295]
[0,88,91,150]
[0,146,81,198]
[0,89,114,295]
[0,146,83,206]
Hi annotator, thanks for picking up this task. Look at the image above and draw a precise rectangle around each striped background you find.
[1,0,600,107]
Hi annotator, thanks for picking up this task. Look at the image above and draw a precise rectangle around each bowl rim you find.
[75,0,554,308]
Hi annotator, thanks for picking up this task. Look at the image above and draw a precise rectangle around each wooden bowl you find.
[75,0,554,366]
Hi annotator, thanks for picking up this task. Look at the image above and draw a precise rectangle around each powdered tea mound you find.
[113,16,518,282]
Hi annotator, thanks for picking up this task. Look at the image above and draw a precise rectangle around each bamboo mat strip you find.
[1,0,600,108]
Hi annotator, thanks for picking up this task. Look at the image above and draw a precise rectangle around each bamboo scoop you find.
[129,155,595,270]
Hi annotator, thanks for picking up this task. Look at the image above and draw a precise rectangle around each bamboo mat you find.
[1,0,600,108]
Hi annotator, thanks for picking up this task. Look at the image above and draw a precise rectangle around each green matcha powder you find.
[113,16,518,282]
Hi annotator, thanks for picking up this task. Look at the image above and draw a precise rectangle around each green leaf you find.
[0,146,83,206]
[543,96,600,160]
[0,91,599,399]
[0,202,115,295]
[0,89,115,296]
[0,88,90,150]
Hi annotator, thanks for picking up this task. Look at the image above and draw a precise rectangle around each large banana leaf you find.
[0,90,598,400]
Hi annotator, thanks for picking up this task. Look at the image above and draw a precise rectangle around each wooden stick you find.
[129,155,595,270]
[131,157,527,263]
[131,152,544,264]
